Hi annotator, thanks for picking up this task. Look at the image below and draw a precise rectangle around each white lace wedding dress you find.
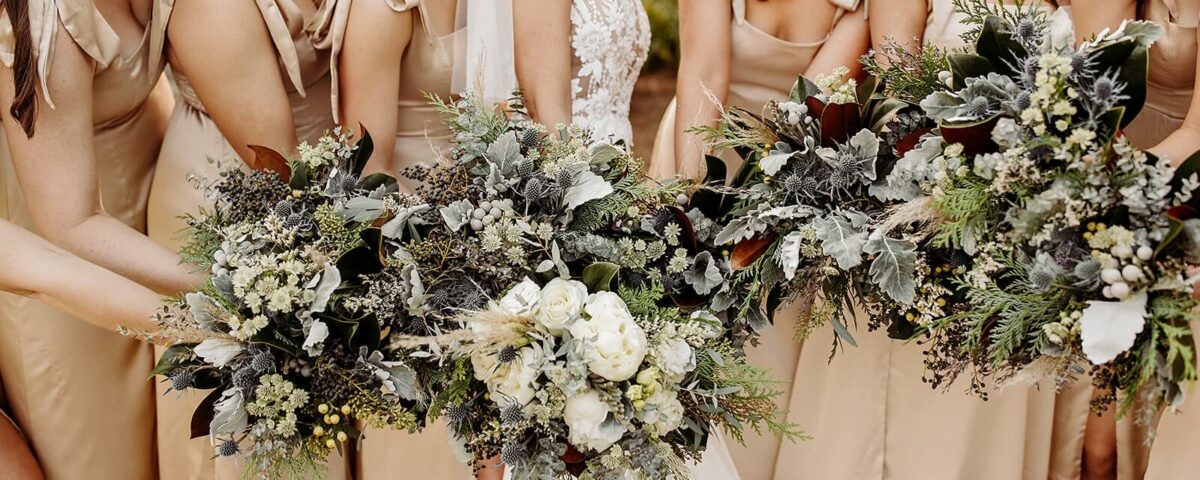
[567,0,648,145]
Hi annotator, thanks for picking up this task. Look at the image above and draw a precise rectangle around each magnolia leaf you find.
[1080,293,1148,365]
[864,233,917,304]
[731,233,776,270]
[194,388,227,439]
[381,204,432,240]
[563,170,614,210]
[813,215,868,270]
[151,343,197,377]
[778,230,805,280]
[247,144,291,178]
[349,129,375,177]
[582,262,620,293]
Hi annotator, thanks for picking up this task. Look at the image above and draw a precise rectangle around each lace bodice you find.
[570,0,650,145]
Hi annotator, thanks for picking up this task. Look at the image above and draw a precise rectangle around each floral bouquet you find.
[874,1,1198,417]
[688,67,931,352]
[144,130,431,477]
[360,96,801,479]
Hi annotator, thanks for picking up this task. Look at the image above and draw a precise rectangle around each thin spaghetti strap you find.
[732,0,746,25]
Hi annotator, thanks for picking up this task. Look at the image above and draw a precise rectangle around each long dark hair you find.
[3,0,39,137]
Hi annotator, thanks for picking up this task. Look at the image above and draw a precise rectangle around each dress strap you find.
[310,0,418,123]
[732,0,746,25]
[0,0,121,108]
[256,0,308,97]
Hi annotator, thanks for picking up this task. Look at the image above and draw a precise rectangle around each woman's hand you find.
[475,455,505,480]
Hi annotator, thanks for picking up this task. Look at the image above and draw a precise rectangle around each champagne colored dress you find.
[312,0,459,190]
[646,2,854,479]
[0,1,169,478]
[1118,2,1198,478]
[145,1,342,478]
[312,1,473,478]
[770,5,1069,479]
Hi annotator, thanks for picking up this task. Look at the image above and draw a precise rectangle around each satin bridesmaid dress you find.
[646,1,857,479]
[145,1,344,478]
[0,1,170,478]
[312,1,473,478]
[1121,1,1199,478]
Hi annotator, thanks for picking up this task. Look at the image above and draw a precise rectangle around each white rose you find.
[498,278,541,316]
[638,388,684,436]
[563,389,626,452]
[570,292,648,381]
[536,278,588,334]
[474,346,543,408]
[653,337,694,384]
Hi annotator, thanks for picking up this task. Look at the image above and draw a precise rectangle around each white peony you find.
[536,278,588,334]
[638,388,684,436]
[570,292,648,381]
[563,389,626,452]
[498,277,541,316]
[653,337,695,384]
[472,346,543,408]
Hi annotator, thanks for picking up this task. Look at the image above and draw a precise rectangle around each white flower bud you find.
[1101,268,1123,285]
[1103,286,1113,298]
[470,219,484,231]
[1112,245,1133,259]
[1136,246,1153,261]
[472,209,486,220]
[1121,265,1142,282]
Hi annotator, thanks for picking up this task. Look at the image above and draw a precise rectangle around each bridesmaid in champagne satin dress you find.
[311,0,473,477]
[145,1,344,478]
[645,1,868,478]
[766,2,1069,479]
[0,1,176,477]
[1068,1,1200,479]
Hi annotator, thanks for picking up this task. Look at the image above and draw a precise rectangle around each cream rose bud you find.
[499,278,541,316]
[654,337,695,383]
[570,292,649,381]
[536,278,588,334]
[563,389,627,452]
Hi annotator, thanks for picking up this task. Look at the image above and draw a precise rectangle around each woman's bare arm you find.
[672,0,733,180]
[0,220,161,333]
[869,0,927,58]
[338,1,414,173]
[805,8,871,79]
[513,0,573,128]
[1071,0,1138,44]
[0,24,198,295]
[167,0,299,163]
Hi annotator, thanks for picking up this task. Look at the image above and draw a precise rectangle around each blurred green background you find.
[642,0,680,73]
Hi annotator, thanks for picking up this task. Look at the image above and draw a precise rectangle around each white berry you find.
[470,219,483,231]
[1113,245,1133,259]
[1103,286,1114,298]
[1121,265,1142,282]
[1101,268,1123,284]
[1110,282,1131,299]
[1137,246,1153,261]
